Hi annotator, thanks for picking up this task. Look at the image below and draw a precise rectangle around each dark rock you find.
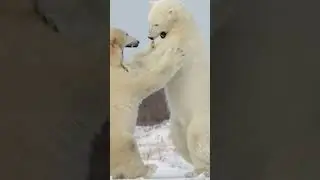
[137,89,169,126]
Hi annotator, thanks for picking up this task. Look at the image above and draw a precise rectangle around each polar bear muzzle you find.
[160,32,168,38]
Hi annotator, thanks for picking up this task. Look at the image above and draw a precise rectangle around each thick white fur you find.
[146,0,211,176]
[110,27,186,178]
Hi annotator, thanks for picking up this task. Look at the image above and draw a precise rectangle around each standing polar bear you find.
[110,27,186,179]
[147,0,211,176]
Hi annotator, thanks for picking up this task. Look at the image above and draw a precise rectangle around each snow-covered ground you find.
[125,121,209,180]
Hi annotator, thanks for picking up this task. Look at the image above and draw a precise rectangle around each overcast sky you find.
[110,0,210,58]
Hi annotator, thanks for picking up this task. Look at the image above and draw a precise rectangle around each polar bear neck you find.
[109,43,125,68]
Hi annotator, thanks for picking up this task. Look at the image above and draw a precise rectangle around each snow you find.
[111,121,209,180]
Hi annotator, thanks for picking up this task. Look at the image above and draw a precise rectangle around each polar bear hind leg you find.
[170,118,192,163]
[185,119,210,177]
[110,132,157,178]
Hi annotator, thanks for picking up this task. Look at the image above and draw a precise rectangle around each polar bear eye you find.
[154,24,159,27]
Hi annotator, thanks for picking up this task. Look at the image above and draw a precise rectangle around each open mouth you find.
[125,41,140,48]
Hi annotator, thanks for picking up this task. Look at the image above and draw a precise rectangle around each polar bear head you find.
[147,0,191,40]
[110,28,139,71]
[110,28,140,49]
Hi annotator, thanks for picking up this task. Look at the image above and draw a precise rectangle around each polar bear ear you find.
[168,8,176,17]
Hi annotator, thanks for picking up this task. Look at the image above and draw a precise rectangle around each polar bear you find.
[144,0,211,176]
[110,27,186,179]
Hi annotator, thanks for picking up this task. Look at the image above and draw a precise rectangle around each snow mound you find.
[111,121,209,180]
[134,121,209,180]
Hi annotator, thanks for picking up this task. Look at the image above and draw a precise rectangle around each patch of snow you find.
[111,120,209,180]
[134,121,209,180]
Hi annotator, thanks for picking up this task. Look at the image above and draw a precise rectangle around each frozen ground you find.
[111,121,209,180]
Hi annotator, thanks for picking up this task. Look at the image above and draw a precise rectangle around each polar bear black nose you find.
[148,36,154,40]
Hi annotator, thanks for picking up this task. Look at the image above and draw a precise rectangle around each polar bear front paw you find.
[172,48,186,66]
[163,47,185,66]
[167,47,185,57]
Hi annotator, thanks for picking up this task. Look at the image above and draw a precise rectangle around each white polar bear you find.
[110,27,186,179]
[146,0,211,176]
